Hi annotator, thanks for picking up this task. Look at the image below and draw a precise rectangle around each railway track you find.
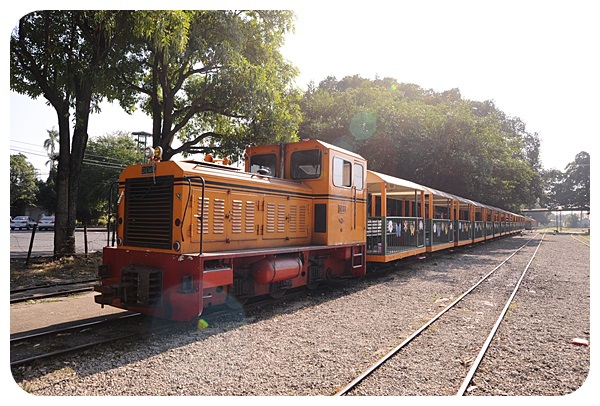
[570,234,590,247]
[336,233,544,396]
[9,283,324,368]
[9,312,178,367]
[10,279,98,304]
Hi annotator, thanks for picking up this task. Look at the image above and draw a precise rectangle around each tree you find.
[77,132,141,224]
[43,127,59,168]
[36,166,57,215]
[299,76,543,212]
[11,11,300,257]
[558,151,590,210]
[116,10,301,161]
[10,154,39,215]
[11,11,135,257]
[543,169,565,209]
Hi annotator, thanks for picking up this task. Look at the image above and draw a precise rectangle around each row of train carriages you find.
[94,139,530,321]
[366,170,528,263]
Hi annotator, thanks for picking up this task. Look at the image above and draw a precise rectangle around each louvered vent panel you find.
[124,176,173,249]
[277,204,286,233]
[266,202,276,233]
[289,205,298,233]
[299,205,307,232]
[196,197,210,234]
[245,201,256,233]
[231,200,243,234]
[213,198,225,234]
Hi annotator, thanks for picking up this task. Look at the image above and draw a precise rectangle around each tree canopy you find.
[547,151,590,210]
[77,132,142,224]
[114,10,302,160]
[10,10,300,256]
[299,76,543,212]
[10,154,39,215]
[11,11,133,256]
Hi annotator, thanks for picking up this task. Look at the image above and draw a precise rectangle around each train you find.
[94,139,528,321]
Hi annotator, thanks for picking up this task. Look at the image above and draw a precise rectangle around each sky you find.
[5,1,598,180]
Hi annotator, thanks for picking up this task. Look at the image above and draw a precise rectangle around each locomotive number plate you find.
[338,204,347,214]
[141,165,156,175]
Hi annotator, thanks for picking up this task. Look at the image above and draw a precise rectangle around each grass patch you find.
[10,252,101,290]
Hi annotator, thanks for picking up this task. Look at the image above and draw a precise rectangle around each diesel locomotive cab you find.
[246,139,368,248]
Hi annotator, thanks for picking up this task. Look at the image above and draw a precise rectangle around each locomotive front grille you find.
[124,176,174,249]
[122,265,163,306]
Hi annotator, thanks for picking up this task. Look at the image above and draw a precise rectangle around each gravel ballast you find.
[10,232,591,397]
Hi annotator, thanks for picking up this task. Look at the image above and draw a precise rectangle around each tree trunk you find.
[53,106,75,257]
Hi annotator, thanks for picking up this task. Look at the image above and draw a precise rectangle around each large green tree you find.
[11,10,299,257]
[115,10,302,161]
[11,11,133,256]
[563,151,590,209]
[10,154,39,215]
[299,76,543,212]
[77,132,141,224]
[550,151,590,210]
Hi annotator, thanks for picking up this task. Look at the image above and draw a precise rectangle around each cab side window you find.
[333,156,352,187]
[354,163,364,190]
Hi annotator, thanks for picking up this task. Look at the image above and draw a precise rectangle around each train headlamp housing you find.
[145,146,163,162]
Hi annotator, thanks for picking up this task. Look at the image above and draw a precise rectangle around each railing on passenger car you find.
[367,216,425,255]
[428,219,453,246]
[493,221,501,236]
[485,221,494,237]
[456,220,473,243]
[474,221,485,239]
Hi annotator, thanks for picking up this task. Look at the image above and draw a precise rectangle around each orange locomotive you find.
[94,140,368,321]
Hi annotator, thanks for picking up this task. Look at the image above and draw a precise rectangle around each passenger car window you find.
[291,150,321,179]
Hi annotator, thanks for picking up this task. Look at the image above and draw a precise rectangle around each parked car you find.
[10,216,37,230]
[37,215,55,231]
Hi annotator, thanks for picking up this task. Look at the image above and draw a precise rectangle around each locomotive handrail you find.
[184,176,206,255]
[106,181,121,247]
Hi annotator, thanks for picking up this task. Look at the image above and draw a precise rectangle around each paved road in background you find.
[10,228,111,258]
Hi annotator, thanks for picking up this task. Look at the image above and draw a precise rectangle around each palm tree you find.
[43,128,59,168]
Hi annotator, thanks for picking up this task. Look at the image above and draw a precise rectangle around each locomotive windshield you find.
[249,153,277,177]
[291,149,322,179]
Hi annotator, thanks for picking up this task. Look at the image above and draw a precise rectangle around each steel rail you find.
[570,234,590,247]
[335,233,540,396]
[10,312,140,342]
[10,321,178,368]
[456,234,544,395]
[11,279,100,304]
[10,279,98,294]
[10,313,174,368]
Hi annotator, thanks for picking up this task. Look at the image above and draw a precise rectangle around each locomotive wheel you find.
[307,281,319,290]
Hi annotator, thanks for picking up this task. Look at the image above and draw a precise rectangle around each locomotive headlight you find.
[145,146,163,161]
[144,147,154,159]
[173,241,181,251]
